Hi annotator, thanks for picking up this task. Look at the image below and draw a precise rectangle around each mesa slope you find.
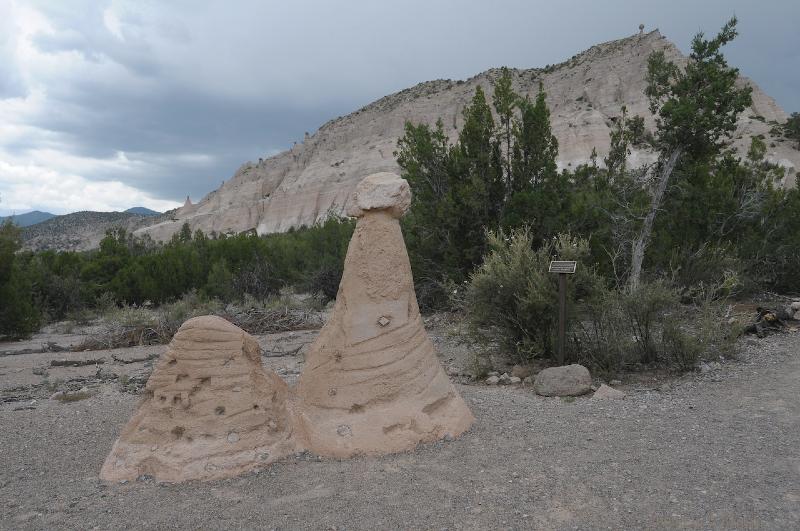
[134,30,799,243]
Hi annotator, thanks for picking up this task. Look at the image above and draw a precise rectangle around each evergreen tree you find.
[0,220,40,337]
[450,85,505,272]
[503,83,561,235]
[786,112,800,149]
[629,17,753,289]
[492,67,517,188]
[510,83,559,191]
[604,106,632,176]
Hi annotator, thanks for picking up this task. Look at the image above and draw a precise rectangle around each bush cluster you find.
[0,217,353,339]
[466,229,739,374]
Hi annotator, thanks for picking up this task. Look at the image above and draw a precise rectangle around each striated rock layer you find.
[136,30,799,244]
[295,173,474,457]
[99,316,299,482]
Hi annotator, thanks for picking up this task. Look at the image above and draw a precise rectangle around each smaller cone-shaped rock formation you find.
[295,172,474,457]
[99,316,298,482]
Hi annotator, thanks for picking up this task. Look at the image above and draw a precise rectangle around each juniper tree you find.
[510,83,559,192]
[786,112,800,149]
[629,17,753,290]
[492,67,517,189]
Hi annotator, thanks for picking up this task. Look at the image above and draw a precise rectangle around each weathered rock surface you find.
[135,30,799,244]
[295,173,474,457]
[99,316,298,482]
[592,384,626,400]
[533,364,592,397]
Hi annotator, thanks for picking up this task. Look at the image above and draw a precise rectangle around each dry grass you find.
[74,293,324,351]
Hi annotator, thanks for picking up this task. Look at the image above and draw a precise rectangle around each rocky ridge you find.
[21,210,172,252]
[22,30,796,250]
[136,30,799,244]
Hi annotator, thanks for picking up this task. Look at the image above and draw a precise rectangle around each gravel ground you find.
[0,323,798,530]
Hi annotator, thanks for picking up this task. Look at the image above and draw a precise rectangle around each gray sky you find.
[1,0,798,215]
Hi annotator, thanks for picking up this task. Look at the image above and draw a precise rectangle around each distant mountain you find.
[0,210,56,227]
[124,207,160,216]
[21,211,163,252]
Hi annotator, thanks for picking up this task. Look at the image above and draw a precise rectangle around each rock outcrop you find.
[99,316,298,482]
[295,173,474,457]
[135,30,799,244]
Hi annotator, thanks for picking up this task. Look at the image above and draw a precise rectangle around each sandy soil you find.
[0,319,798,530]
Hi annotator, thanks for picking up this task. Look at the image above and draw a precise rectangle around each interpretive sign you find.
[548,260,577,274]
[548,261,578,364]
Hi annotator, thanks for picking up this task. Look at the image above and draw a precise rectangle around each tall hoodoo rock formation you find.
[295,173,475,457]
[99,316,298,482]
[136,30,799,243]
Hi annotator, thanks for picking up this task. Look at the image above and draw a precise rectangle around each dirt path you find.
[0,331,798,530]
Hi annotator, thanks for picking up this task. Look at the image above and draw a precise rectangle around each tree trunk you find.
[628,148,682,291]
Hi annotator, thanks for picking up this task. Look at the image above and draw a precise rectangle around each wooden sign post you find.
[548,260,577,365]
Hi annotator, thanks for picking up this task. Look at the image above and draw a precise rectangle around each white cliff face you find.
[137,30,799,243]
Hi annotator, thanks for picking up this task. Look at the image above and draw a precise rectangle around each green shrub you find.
[619,280,677,364]
[0,220,40,338]
[305,261,343,303]
[572,278,739,374]
[466,228,602,362]
[571,290,633,375]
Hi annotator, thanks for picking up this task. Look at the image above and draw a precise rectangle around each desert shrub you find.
[160,290,224,325]
[619,279,678,364]
[80,291,224,349]
[305,260,343,303]
[667,244,744,300]
[572,278,739,374]
[413,277,469,314]
[662,286,740,370]
[231,254,281,299]
[466,228,603,362]
[571,290,633,375]
[571,282,678,373]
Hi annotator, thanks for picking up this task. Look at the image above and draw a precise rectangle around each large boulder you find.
[533,364,592,397]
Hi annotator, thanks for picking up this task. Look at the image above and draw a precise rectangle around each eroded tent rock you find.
[99,316,298,482]
[296,172,474,457]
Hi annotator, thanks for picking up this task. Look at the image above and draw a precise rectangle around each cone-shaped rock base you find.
[99,316,298,482]
[296,209,474,457]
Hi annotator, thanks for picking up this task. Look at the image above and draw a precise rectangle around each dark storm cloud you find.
[21,77,337,199]
[2,0,798,214]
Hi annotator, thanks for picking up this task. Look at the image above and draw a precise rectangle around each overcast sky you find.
[1,0,798,216]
